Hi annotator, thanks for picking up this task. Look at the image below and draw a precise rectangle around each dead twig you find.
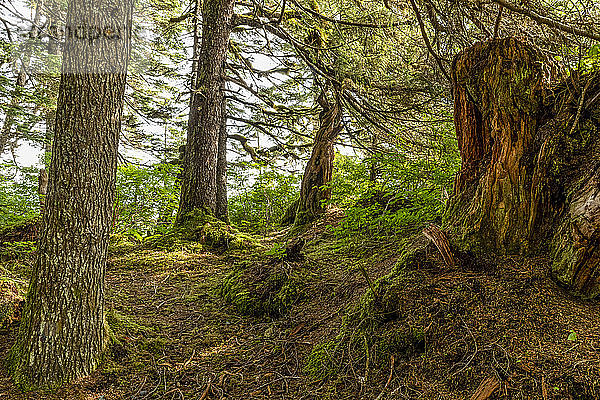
[374,355,395,400]
[199,380,212,400]
[568,77,593,137]
[423,224,456,268]
[470,376,501,400]
[542,376,548,400]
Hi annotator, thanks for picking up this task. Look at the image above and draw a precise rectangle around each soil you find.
[1,210,600,399]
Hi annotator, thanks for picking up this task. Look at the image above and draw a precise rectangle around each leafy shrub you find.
[114,163,180,236]
[0,164,40,227]
[228,163,301,234]
[327,128,460,239]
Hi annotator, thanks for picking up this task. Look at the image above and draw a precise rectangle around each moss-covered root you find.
[219,267,307,317]
[304,243,429,382]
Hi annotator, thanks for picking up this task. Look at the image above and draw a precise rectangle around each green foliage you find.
[0,165,40,227]
[327,154,371,208]
[115,163,181,236]
[264,241,287,260]
[228,164,301,234]
[327,136,459,240]
[579,44,600,73]
[0,241,36,261]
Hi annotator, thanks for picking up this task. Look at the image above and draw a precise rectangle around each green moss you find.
[304,340,340,380]
[106,309,154,337]
[148,209,261,251]
[219,262,308,317]
[219,270,261,315]
[139,337,167,355]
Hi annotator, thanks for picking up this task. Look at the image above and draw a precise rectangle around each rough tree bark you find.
[294,88,343,225]
[216,90,229,222]
[446,38,600,298]
[177,0,235,222]
[8,0,132,389]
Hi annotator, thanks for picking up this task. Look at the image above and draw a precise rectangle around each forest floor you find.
[1,210,600,399]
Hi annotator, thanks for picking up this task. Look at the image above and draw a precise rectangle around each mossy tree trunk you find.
[294,88,343,225]
[8,0,133,389]
[446,38,600,298]
[216,84,229,223]
[177,0,235,222]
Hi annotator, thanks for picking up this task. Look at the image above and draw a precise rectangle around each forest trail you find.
[3,213,600,399]
[1,230,355,400]
[1,246,311,399]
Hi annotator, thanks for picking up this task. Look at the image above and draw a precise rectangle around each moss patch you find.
[147,209,261,252]
[219,255,309,317]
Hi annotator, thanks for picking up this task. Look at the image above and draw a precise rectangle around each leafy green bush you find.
[0,164,40,227]
[114,163,180,236]
[228,164,301,234]
[327,129,460,239]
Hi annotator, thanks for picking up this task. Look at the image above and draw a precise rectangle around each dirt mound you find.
[303,244,600,399]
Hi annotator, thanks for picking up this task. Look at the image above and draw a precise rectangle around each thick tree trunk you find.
[8,0,132,389]
[177,0,235,222]
[446,38,600,298]
[215,92,229,222]
[295,89,343,225]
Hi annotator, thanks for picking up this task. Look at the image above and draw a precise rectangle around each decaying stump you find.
[446,38,600,298]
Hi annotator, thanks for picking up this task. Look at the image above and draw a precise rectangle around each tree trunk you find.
[177,0,235,222]
[446,38,600,298]
[295,89,343,225]
[43,10,61,168]
[8,0,132,389]
[216,90,229,222]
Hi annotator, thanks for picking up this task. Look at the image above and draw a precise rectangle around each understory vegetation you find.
[2,0,600,397]
[2,140,600,398]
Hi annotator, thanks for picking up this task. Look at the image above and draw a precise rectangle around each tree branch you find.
[408,0,451,83]
[490,0,600,41]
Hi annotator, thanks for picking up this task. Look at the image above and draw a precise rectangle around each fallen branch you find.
[423,224,456,268]
[470,376,501,400]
